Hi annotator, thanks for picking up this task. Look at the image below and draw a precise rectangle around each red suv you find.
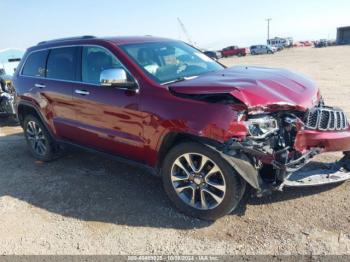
[13,36,350,220]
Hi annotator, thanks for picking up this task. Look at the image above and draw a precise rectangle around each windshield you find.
[120,41,224,84]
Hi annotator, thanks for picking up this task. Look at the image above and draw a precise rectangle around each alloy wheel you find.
[170,153,226,210]
[26,121,47,156]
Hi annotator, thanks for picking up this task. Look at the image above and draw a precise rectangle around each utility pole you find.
[266,18,272,43]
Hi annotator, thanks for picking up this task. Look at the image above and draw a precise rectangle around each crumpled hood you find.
[169,66,320,112]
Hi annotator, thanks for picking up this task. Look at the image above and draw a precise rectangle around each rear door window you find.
[46,47,79,81]
[22,50,48,77]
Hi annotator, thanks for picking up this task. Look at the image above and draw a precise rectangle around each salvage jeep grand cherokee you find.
[13,36,350,220]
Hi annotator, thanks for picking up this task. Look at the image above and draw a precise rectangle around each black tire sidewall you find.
[23,115,55,162]
[162,142,246,220]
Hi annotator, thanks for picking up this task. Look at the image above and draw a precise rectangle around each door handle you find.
[34,83,46,88]
[75,89,90,96]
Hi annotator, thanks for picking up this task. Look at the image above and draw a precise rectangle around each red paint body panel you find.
[295,128,350,152]
[13,36,350,170]
[70,82,145,162]
[170,66,320,112]
[221,47,247,57]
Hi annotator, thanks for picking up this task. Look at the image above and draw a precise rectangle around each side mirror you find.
[100,68,138,89]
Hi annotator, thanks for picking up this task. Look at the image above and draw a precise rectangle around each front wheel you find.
[162,142,246,220]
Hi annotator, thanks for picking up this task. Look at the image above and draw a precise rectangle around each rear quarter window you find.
[21,50,48,77]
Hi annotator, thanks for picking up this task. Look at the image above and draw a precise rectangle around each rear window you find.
[46,47,78,81]
[22,50,48,77]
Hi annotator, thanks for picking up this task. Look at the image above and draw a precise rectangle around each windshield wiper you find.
[161,75,198,85]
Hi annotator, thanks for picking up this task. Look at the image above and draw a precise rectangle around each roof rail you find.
[37,35,96,45]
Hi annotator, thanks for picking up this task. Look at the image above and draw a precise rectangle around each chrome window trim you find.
[19,44,140,90]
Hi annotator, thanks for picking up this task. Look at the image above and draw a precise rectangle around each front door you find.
[70,46,145,162]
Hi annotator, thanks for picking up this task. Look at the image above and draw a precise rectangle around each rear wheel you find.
[162,142,246,220]
[23,115,58,162]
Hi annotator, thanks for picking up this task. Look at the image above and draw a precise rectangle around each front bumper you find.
[220,128,350,194]
[284,158,350,187]
[295,128,350,152]
[286,127,350,187]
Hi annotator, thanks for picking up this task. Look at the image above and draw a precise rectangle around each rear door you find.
[42,46,80,139]
[19,47,79,139]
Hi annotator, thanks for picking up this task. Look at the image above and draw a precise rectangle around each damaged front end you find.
[169,66,350,195]
[218,104,350,196]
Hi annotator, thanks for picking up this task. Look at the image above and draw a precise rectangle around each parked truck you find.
[221,46,247,57]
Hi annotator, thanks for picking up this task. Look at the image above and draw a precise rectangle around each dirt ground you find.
[0,46,350,255]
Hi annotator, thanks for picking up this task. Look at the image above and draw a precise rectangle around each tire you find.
[251,51,256,55]
[23,115,58,162]
[162,142,246,220]
[267,50,273,54]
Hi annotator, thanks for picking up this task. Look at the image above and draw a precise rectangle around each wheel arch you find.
[17,102,41,125]
[156,131,262,191]
[156,131,223,170]
[17,102,56,140]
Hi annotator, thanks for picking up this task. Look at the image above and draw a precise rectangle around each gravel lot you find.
[0,46,350,255]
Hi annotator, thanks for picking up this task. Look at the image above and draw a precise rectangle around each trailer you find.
[267,37,293,48]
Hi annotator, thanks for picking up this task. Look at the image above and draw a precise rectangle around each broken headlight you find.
[245,116,279,139]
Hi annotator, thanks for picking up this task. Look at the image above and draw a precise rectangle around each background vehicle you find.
[13,36,350,221]
[272,44,284,51]
[203,50,222,60]
[250,45,275,55]
[221,46,247,57]
[267,37,293,48]
[270,45,278,52]
[0,68,16,117]
[0,68,12,90]
[315,39,328,48]
[300,41,313,47]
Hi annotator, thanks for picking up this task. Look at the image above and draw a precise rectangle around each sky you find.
[0,0,349,51]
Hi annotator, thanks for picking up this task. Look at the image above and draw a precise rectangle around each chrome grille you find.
[305,107,348,131]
